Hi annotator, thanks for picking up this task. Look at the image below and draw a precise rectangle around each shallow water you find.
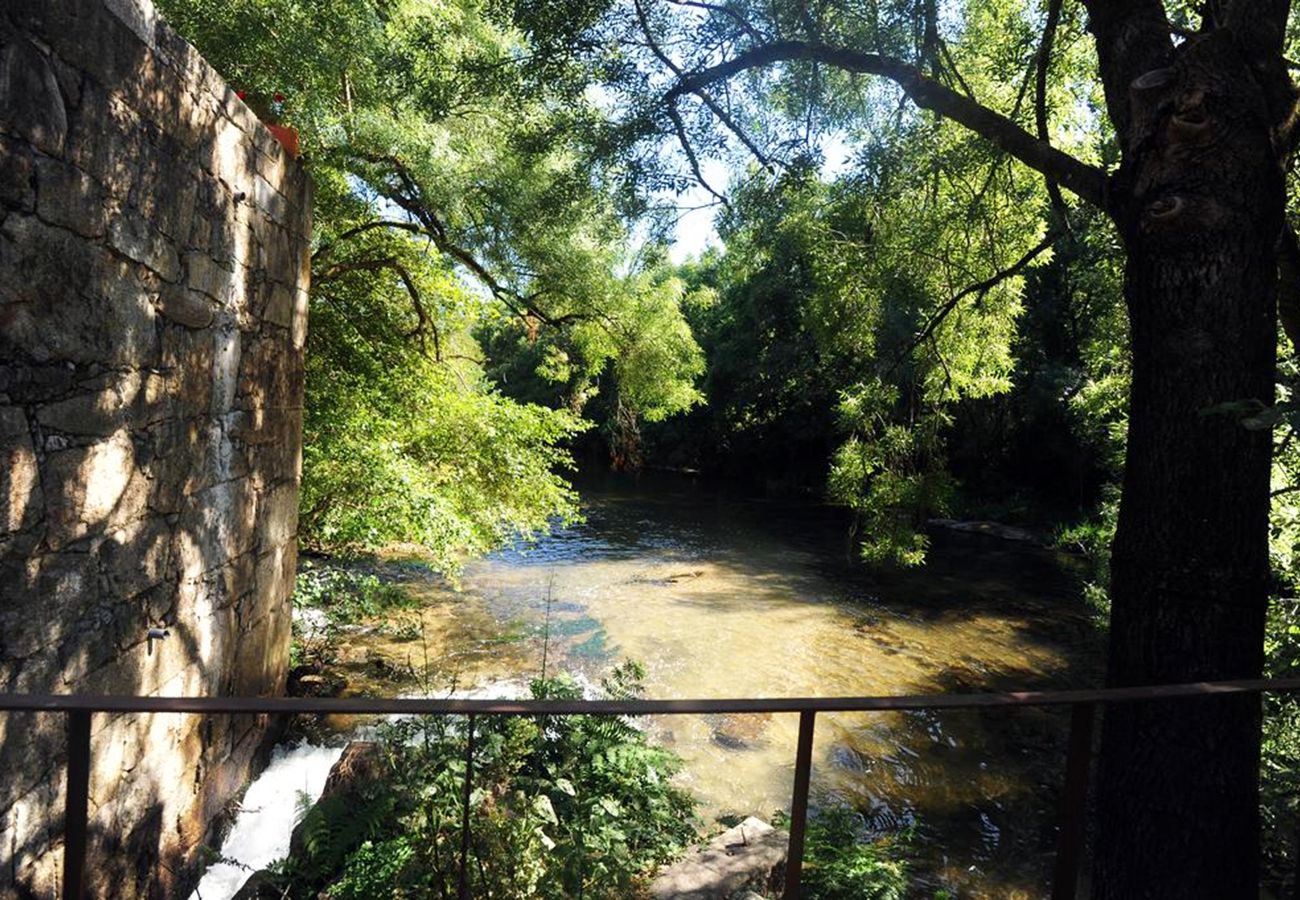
[370,473,1102,897]
[218,473,1100,898]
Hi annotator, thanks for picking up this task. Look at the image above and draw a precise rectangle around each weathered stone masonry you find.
[0,0,310,895]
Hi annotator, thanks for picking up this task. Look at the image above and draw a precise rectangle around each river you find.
[196,473,1102,899]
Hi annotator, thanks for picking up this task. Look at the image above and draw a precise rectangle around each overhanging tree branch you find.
[635,0,774,167]
[885,227,1064,377]
[664,41,1107,206]
[312,219,423,262]
[663,0,766,42]
[348,151,587,331]
[315,255,443,360]
[666,104,730,206]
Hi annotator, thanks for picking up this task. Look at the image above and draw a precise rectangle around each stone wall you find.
[0,0,311,895]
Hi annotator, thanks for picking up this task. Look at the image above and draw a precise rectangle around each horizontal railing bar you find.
[0,678,1298,716]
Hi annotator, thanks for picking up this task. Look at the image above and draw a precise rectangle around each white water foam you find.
[188,676,599,899]
[188,743,344,900]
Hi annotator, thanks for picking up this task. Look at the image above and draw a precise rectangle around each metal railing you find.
[4,677,1300,900]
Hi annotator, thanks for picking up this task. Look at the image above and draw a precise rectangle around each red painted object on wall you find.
[235,89,300,158]
[266,123,300,158]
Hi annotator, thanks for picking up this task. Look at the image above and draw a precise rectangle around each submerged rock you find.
[928,518,1041,544]
[706,712,772,750]
[287,663,346,697]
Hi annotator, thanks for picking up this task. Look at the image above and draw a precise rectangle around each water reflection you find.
[357,473,1102,897]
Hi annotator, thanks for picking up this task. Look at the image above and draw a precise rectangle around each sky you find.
[667,135,854,263]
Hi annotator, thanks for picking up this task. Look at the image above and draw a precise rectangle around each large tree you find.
[579,0,1295,896]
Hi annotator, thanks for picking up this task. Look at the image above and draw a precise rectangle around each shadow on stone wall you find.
[0,0,310,895]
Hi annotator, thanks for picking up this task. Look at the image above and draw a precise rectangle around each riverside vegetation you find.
[158,0,1300,896]
[279,562,913,899]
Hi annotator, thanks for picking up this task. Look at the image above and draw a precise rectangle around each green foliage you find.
[651,141,1050,561]
[328,839,416,900]
[271,662,697,899]
[289,559,421,670]
[776,806,908,900]
[1262,597,1300,893]
[158,0,705,565]
[481,255,707,468]
[299,280,586,568]
[828,383,952,567]
[293,560,418,626]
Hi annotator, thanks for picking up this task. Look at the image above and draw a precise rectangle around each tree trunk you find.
[1092,31,1281,900]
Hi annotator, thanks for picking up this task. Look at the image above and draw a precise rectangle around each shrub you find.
[273,662,698,899]
[793,806,908,900]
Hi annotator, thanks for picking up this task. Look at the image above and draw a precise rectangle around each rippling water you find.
[234,472,1101,898]
[339,472,1101,897]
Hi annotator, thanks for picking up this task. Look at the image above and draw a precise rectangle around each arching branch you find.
[312,219,423,262]
[347,152,587,331]
[635,0,774,168]
[315,255,442,360]
[665,41,1107,206]
[663,0,766,41]
[666,104,730,206]
[885,227,1064,377]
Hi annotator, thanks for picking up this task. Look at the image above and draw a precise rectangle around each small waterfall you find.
[188,743,344,900]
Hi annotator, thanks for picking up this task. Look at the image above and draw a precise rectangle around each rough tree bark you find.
[1086,2,1292,896]
[655,0,1299,893]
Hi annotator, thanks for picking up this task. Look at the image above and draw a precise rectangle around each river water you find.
[204,473,1102,899]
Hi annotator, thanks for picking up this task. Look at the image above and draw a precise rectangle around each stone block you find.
[186,251,233,304]
[34,156,107,237]
[252,173,287,225]
[0,405,41,534]
[97,516,173,600]
[0,39,67,155]
[0,134,34,211]
[35,370,142,436]
[107,207,181,282]
[65,83,143,205]
[41,430,147,548]
[263,282,294,328]
[158,283,216,329]
[291,287,309,350]
[257,482,298,552]
[209,119,255,192]
[1,217,159,366]
[159,324,215,409]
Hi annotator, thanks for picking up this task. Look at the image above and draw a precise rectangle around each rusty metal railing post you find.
[1051,702,1095,900]
[63,710,91,900]
[783,709,817,900]
[457,713,476,900]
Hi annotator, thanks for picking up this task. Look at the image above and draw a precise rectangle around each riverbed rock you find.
[287,663,347,697]
[288,741,386,859]
[230,870,278,899]
[927,518,1041,544]
[707,712,772,750]
[649,817,788,899]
